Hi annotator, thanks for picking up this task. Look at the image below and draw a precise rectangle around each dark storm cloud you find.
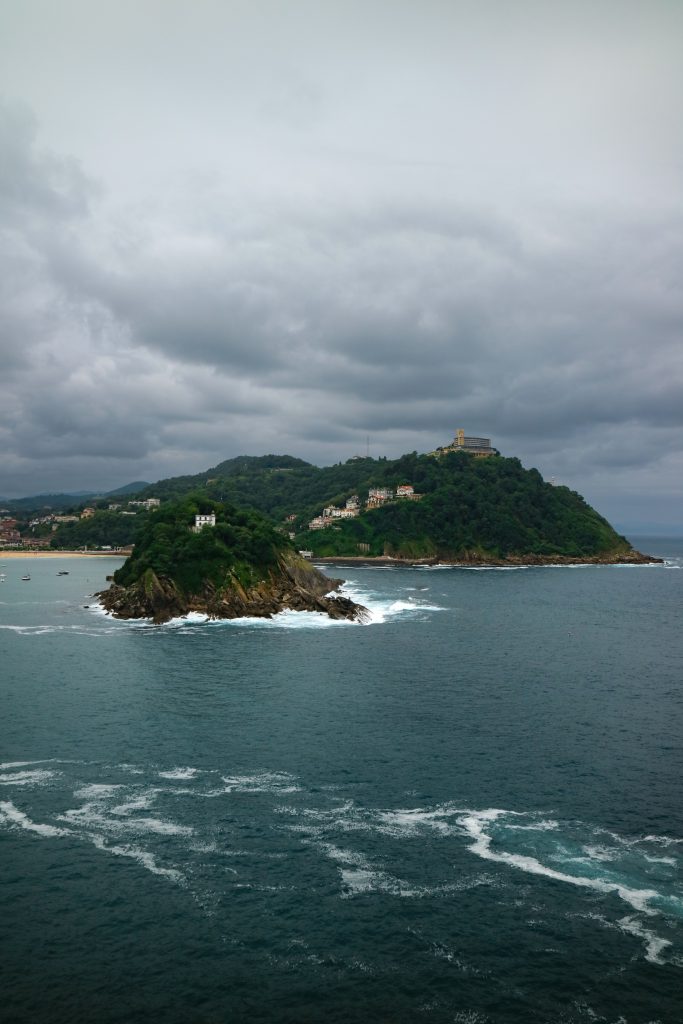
[63,195,681,452]
[1,0,682,525]
[2,111,683,503]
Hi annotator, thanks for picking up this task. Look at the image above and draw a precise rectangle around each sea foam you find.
[0,800,72,838]
[0,769,56,786]
[457,809,661,916]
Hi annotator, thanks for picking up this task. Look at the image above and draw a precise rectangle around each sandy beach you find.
[0,550,130,559]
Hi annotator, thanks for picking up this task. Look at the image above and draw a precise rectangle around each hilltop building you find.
[429,429,495,458]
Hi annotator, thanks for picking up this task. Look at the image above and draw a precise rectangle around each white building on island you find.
[193,512,216,532]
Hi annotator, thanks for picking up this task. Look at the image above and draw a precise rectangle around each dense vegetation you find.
[134,451,629,560]
[49,511,144,549]
[136,453,382,525]
[299,452,629,559]
[113,495,292,593]
[16,452,631,561]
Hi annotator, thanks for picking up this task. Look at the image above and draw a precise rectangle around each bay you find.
[1,541,682,1023]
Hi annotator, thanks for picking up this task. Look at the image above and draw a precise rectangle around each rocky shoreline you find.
[311,549,662,568]
[97,554,369,625]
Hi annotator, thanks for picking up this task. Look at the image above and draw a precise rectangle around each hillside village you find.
[0,497,162,551]
[302,430,495,534]
[305,484,420,531]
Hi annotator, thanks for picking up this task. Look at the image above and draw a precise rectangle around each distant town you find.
[0,498,161,551]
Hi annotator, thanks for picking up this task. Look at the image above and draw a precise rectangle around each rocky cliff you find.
[98,551,368,624]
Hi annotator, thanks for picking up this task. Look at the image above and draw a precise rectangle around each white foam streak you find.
[0,760,56,770]
[643,854,677,866]
[110,792,157,815]
[221,771,301,794]
[158,767,199,780]
[73,784,124,799]
[88,834,184,883]
[0,800,71,838]
[377,805,459,836]
[60,803,193,836]
[0,769,56,786]
[618,915,672,964]
[458,811,659,915]
[316,842,400,896]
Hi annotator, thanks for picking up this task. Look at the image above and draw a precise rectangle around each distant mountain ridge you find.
[105,481,151,497]
[3,481,150,510]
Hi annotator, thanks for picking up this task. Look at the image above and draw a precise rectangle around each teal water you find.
[1,543,682,1023]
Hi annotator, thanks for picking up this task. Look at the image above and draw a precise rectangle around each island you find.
[124,449,657,567]
[97,499,368,624]
[39,441,661,568]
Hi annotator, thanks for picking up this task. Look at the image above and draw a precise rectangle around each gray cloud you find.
[0,2,682,530]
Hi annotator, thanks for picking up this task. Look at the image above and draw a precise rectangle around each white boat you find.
[21,575,31,581]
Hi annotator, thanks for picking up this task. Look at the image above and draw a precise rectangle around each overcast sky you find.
[1,0,682,530]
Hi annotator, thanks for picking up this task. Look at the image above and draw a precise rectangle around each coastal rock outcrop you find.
[97,553,369,624]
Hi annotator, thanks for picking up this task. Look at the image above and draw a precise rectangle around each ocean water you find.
[1,541,682,1024]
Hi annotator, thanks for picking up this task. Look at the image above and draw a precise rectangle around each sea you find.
[1,539,682,1024]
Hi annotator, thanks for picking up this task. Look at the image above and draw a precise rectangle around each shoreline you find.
[311,551,662,568]
[0,550,130,559]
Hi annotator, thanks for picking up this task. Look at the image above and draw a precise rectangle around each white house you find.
[367,487,393,507]
[193,512,216,532]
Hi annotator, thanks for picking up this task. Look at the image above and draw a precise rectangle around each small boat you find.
[56,570,69,576]
[21,575,31,581]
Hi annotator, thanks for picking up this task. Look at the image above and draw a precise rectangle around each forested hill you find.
[113,497,292,593]
[102,497,366,624]
[136,451,637,561]
[136,454,315,504]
